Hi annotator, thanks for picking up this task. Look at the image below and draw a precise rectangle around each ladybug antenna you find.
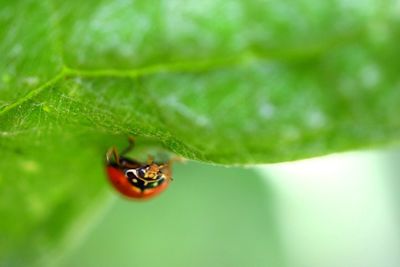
[120,136,135,156]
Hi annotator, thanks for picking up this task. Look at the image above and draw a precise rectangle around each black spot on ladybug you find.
[138,168,146,178]
[126,170,136,179]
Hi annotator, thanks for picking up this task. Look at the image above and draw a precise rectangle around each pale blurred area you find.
[261,151,400,267]
[61,150,400,267]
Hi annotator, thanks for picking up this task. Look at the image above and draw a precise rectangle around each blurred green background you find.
[60,161,284,267]
[56,151,399,267]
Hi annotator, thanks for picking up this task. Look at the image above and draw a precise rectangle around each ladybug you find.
[105,137,173,200]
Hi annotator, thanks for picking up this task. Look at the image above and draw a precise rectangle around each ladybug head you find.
[136,163,167,180]
[144,164,160,179]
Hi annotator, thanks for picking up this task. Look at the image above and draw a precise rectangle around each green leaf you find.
[0,0,399,265]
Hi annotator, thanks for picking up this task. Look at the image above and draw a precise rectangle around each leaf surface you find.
[0,0,399,265]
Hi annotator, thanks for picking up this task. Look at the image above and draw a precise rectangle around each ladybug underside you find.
[105,138,173,199]
[109,156,168,192]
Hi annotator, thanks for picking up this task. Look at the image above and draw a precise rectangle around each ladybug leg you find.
[120,136,135,156]
[159,158,179,182]
[159,164,173,181]
[147,155,154,165]
[161,157,184,181]
[106,147,121,166]
[168,156,185,165]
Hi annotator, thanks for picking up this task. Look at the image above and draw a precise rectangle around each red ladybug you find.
[105,137,173,200]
